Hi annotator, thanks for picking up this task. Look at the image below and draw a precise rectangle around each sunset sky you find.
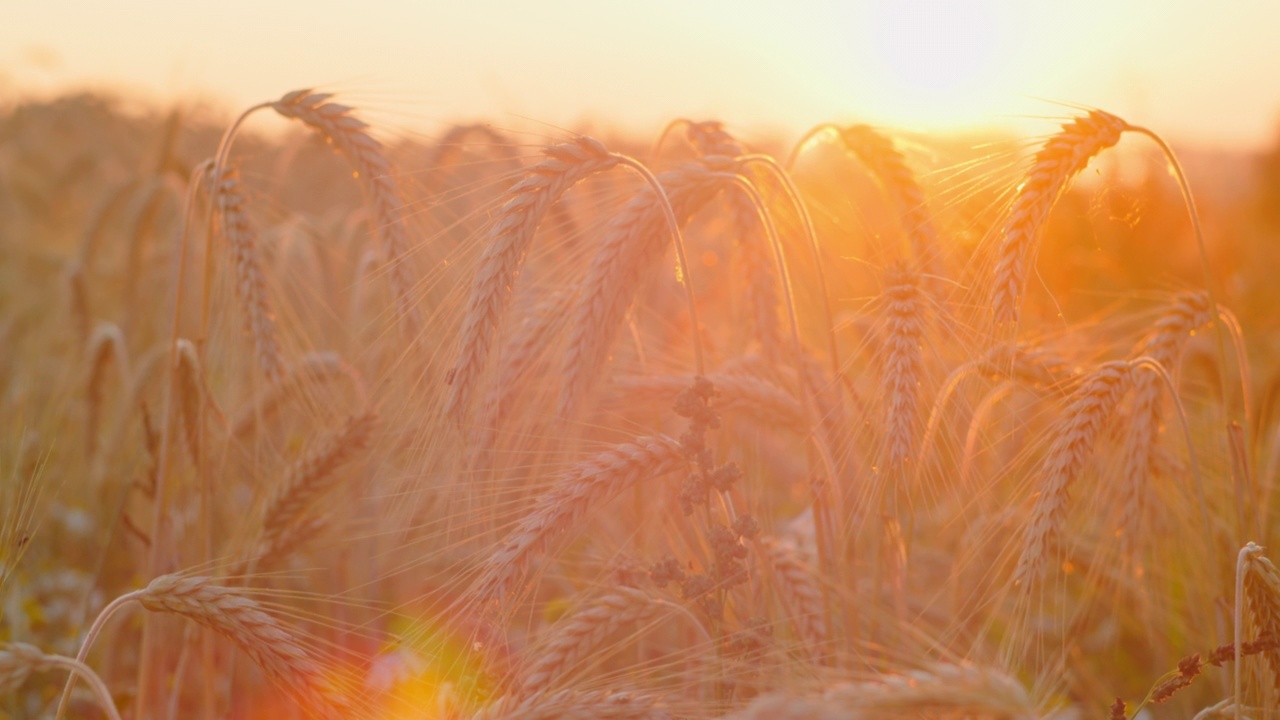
[4,0,1278,149]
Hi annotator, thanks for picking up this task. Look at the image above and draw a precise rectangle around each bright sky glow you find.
[2,0,1277,148]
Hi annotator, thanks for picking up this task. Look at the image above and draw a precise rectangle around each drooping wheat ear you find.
[230,351,365,440]
[215,167,285,384]
[974,341,1073,390]
[447,137,619,424]
[991,110,1128,327]
[559,160,732,418]
[269,89,420,333]
[726,663,1036,719]
[174,338,204,464]
[476,690,667,720]
[685,122,783,354]
[880,265,925,476]
[2,643,122,720]
[839,125,940,273]
[1014,360,1133,586]
[1118,292,1214,550]
[1242,543,1280,692]
[254,411,378,561]
[136,574,348,718]
[518,587,665,695]
[64,261,91,348]
[607,371,806,430]
[474,435,685,603]
[476,288,574,439]
[762,536,827,661]
[84,322,130,458]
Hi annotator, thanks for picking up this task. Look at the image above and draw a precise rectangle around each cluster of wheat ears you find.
[0,89,1277,719]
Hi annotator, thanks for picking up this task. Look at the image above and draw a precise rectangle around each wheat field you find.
[2,88,1279,720]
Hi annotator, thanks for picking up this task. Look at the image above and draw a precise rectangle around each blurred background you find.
[4,0,1279,148]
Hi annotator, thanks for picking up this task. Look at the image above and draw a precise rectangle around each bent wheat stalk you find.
[3,643,122,720]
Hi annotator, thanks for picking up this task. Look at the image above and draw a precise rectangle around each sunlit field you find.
[3,78,1280,720]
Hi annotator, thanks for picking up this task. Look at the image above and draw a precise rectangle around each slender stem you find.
[610,154,705,377]
[740,155,841,377]
[44,654,124,720]
[56,590,142,720]
[784,123,839,170]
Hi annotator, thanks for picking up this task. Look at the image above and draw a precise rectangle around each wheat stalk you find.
[269,89,421,333]
[991,110,1128,327]
[474,435,686,602]
[447,137,619,423]
[1014,360,1133,586]
[3,642,122,720]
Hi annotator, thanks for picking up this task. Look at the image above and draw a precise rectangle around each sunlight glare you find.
[866,0,1002,128]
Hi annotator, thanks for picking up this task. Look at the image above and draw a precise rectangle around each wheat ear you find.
[880,265,925,478]
[518,587,665,695]
[230,351,365,440]
[474,435,685,602]
[1014,360,1133,586]
[447,137,619,423]
[269,89,420,333]
[1118,292,1214,550]
[839,125,941,273]
[762,536,828,662]
[84,322,130,458]
[3,643,122,720]
[1242,543,1280,692]
[607,371,806,430]
[215,168,285,384]
[60,575,346,720]
[559,160,732,418]
[248,411,377,570]
[991,110,1127,327]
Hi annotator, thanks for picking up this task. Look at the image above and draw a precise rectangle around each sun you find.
[864,0,1004,129]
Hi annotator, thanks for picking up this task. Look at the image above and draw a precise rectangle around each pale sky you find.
[3,0,1278,149]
